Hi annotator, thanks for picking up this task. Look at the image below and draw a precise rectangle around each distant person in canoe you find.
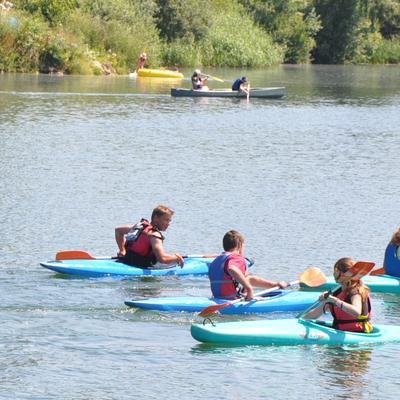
[232,76,249,95]
[191,69,209,91]
[115,205,184,268]
[208,230,288,300]
[136,52,147,71]
[383,227,400,277]
[305,257,373,333]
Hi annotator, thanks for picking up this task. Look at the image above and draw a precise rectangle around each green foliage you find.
[161,39,200,67]
[15,0,78,25]
[155,0,212,42]
[201,2,284,67]
[240,0,321,63]
[370,37,400,63]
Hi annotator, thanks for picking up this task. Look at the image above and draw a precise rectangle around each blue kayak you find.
[191,318,400,346]
[125,290,320,314]
[40,256,215,277]
[301,274,400,294]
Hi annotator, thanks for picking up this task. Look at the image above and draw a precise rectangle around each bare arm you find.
[227,265,254,300]
[150,234,184,266]
[115,224,134,256]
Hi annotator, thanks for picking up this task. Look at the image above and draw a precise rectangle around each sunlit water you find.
[1,65,400,399]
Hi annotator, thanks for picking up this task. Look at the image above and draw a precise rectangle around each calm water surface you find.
[1,65,400,399]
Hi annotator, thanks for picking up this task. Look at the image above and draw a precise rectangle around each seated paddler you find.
[304,257,373,333]
[115,205,184,268]
[383,227,400,277]
[208,230,288,301]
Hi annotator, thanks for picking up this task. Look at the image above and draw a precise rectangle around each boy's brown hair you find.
[223,230,245,251]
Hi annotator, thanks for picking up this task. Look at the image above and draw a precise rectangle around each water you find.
[1,65,400,399]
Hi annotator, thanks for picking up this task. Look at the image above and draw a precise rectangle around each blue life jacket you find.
[384,242,400,277]
[232,78,244,91]
[208,252,241,299]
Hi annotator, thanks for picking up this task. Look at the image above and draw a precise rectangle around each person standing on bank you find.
[115,205,184,268]
[208,230,288,300]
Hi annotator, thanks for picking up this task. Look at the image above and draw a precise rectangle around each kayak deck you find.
[191,318,400,346]
[40,256,214,277]
[301,274,400,294]
[137,68,184,79]
[125,290,320,314]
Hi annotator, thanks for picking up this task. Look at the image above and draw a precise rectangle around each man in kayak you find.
[208,230,288,300]
[191,69,209,91]
[383,227,400,277]
[304,257,373,333]
[232,76,249,95]
[115,205,184,268]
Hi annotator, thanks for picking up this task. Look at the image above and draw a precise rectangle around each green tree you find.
[155,0,212,42]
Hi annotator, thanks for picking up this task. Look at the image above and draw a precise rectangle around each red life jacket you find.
[329,289,372,333]
[124,219,164,267]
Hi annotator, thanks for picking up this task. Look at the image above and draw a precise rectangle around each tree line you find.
[0,0,399,74]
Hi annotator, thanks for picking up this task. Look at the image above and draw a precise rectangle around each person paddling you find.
[232,76,249,95]
[208,230,288,301]
[191,69,209,91]
[115,205,184,268]
[382,227,400,277]
[304,257,373,333]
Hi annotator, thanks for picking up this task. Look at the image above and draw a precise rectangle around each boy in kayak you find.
[232,76,249,95]
[304,257,373,333]
[208,230,288,300]
[191,69,209,91]
[115,205,184,268]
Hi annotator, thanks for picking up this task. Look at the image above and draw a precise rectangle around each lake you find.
[1,65,400,400]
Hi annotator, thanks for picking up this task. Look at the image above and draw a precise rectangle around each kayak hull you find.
[125,291,320,314]
[301,274,400,294]
[40,257,214,277]
[137,68,183,79]
[171,87,286,98]
[191,318,400,346]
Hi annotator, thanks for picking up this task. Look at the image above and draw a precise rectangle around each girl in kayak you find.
[208,230,288,300]
[191,69,209,91]
[305,257,373,333]
[115,205,184,268]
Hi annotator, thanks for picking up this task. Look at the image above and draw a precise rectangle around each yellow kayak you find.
[137,68,184,79]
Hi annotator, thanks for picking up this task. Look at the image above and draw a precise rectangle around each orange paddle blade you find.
[56,250,96,261]
[198,302,232,318]
[370,267,385,276]
[343,261,375,280]
[299,267,326,287]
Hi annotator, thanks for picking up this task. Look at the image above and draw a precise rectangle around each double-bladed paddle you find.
[297,261,375,320]
[55,250,219,261]
[197,266,327,318]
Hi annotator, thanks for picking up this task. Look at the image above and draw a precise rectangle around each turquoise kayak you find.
[191,318,400,346]
[301,274,400,294]
[125,291,320,314]
[40,256,215,277]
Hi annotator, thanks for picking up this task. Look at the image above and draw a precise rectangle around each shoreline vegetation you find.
[0,0,399,75]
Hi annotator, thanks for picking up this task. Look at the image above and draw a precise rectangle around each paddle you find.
[197,266,327,318]
[370,267,385,276]
[246,82,250,102]
[205,74,224,82]
[297,261,375,319]
[55,250,219,261]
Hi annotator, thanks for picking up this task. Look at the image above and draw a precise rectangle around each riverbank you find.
[1,0,399,75]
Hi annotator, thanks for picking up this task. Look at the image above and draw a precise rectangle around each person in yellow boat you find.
[305,257,373,333]
[115,204,184,268]
[191,69,209,91]
[136,52,147,71]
